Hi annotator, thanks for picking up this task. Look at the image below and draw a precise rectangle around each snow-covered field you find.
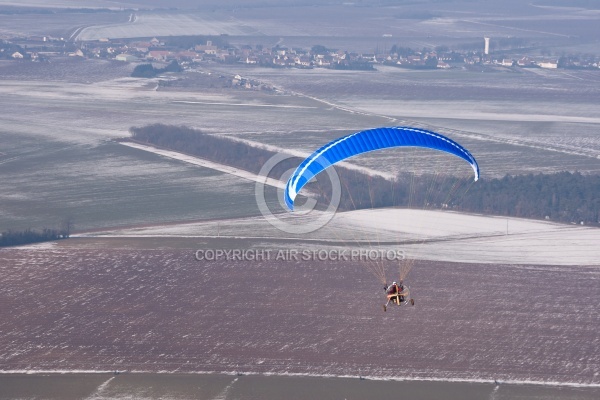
[0,59,380,230]
[76,11,262,40]
[69,4,600,45]
[205,64,600,178]
[1,245,598,385]
[80,209,600,266]
[0,137,270,231]
[120,141,287,190]
[1,3,599,397]
[3,0,599,54]
[1,57,599,232]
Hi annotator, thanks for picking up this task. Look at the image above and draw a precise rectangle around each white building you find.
[538,61,558,69]
[116,54,138,62]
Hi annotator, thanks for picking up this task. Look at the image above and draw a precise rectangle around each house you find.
[538,61,558,69]
[178,51,200,60]
[273,56,293,67]
[437,60,450,69]
[362,53,377,62]
[115,54,138,62]
[239,45,253,57]
[148,50,171,61]
[131,42,152,52]
[195,41,218,54]
[217,52,237,63]
[517,57,536,67]
[294,56,311,67]
[316,57,332,67]
[437,53,456,62]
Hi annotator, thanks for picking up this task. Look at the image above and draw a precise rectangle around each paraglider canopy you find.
[284,126,479,211]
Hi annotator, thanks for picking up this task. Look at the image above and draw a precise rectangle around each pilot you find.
[383,281,400,311]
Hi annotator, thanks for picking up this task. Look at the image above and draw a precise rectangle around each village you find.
[2,33,600,73]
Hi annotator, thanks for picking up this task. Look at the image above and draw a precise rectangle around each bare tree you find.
[60,216,75,238]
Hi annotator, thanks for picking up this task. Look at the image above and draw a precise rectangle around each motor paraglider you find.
[383,281,414,312]
[284,126,479,211]
[283,126,480,311]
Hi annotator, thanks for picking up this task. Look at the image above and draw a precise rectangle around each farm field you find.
[0,139,268,231]
[205,64,600,178]
[1,3,599,397]
[82,208,600,266]
[2,58,599,232]
[0,58,383,231]
[0,240,598,386]
[0,8,129,40]
[69,3,600,48]
[2,1,600,53]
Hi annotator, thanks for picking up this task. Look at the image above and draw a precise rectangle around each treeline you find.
[131,61,182,78]
[128,124,600,225]
[0,40,27,60]
[1,228,67,247]
[463,172,600,224]
[129,124,278,174]
[1,218,73,247]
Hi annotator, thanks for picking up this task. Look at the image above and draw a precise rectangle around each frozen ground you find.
[0,59,382,230]
[80,209,600,266]
[1,57,599,232]
[1,3,599,397]
[0,245,598,385]
[1,373,599,400]
[0,137,272,231]
[206,64,600,178]
[0,60,384,148]
[0,8,129,39]
[66,3,600,47]
[120,141,287,190]
[2,1,599,53]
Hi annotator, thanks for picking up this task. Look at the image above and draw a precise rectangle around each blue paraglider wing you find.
[284,126,479,211]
